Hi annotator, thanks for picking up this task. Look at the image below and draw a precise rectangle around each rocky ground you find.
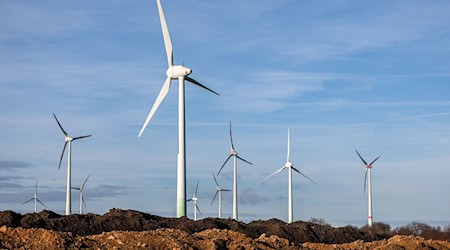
[1,209,449,249]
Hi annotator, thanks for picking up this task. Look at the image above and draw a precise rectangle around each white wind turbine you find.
[54,113,91,216]
[217,122,252,221]
[211,173,231,218]
[187,181,202,221]
[356,150,380,227]
[22,180,47,213]
[71,174,90,215]
[260,128,316,224]
[138,0,219,218]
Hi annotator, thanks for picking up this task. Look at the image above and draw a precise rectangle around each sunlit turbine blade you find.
[211,190,219,205]
[73,135,92,141]
[292,166,317,184]
[58,141,68,170]
[236,156,253,165]
[156,0,173,66]
[229,122,235,151]
[194,181,199,197]
[35,180,38,193]
[259,166,285,184]
[138,77,172,137]
[53,113,68,136]
[82,174,91,189]
[217,154,232,176]
[364,168,368,194]
[37,199,47,208]
[212,173,220,189]
[370,156,381,166]
[21,198,34,205]
[287,128,290,162]
[355,150,368,166]
[185,76,220,96]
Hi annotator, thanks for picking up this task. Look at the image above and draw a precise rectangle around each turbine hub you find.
[285,161,293,168]
[232,150,238,156]
[65,136,73,142]
[166,65,192,79]
[366,164,372,169]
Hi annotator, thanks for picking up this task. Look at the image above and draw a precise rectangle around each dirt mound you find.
[2,226,450,250]
[0,209,386,244]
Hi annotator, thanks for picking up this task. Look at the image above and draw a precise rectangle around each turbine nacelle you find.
[231,150,238,156]
[166,65,192,79]
[65,136,73,142]
[285,161,293,168]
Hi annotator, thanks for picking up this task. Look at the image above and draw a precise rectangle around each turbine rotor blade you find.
[222,189,232,192]
[237,156,253,165]
[211,190,219,205]
[217,154,232,176]
[185,76,219,96]
[229,122,235,151]
[53,113,68,136]
[58,142,68,170]
[35,180,38,193]
[71,187,80,191]
[82,196,87,208]
[138,77,172,137]
[370,156,381,166]
[82,174,91,189]
[37,199,47,208]
[195,204,202,215]
[187,198,193,202]
[287,128,290,162]
[364,168,368,194]
[212,173,220,189]
[259,166,285,184]
[73,135,92,141]
[194,181,199,197]
[21,198,34,205]
[355,150,368,166]
[292,166,317,184]
[156,0,173,66]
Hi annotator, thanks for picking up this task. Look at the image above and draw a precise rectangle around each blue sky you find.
[1,0,450,227]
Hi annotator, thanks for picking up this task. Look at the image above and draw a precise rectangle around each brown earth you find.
[2,226,450,249]
[0,208,385,245]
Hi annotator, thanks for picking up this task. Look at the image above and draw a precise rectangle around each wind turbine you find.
[22,180,47,213]
[211,173,231,218]
[138,0,219,218]
[187,181,202,221]
[71,174,90,215]
[260,128,316,223]
[54,113,91,216]
[217,122,252,221]
[356,150,380,227]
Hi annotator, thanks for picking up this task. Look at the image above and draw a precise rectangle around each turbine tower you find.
[260,128,316,223]
[356,149,380,227]
[54,113,91,215]
[187,181,202,221]
[22,180,47,213]
[211,173,231,218]
[217,122,252,221]
[71,174,90,215]
[138,0,219,218]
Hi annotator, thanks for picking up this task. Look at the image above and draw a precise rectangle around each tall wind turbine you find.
[260,128,316,223]
[71,174,90,215]
[54,113,91,216]
[211,173,231,218]
[138,0,219,218]
[356,150,380,227]
[22,181,47,213]
[217,122,252,221]
[187,181,202,221]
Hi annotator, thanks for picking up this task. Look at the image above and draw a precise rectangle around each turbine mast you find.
[66,141,72,215]
[368,167,373,226]
[233,154,238,220]
[177,76,186,217]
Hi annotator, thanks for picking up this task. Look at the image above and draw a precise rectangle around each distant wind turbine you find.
[54,113,91,215]
[211,173,231,218]
[356,150,380,227]
[187,181,202,221]
[71,174,91,215]
[138,0,219,218]
[22,180,47,213]
[260,128,316,224]
[217,122,252,221]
